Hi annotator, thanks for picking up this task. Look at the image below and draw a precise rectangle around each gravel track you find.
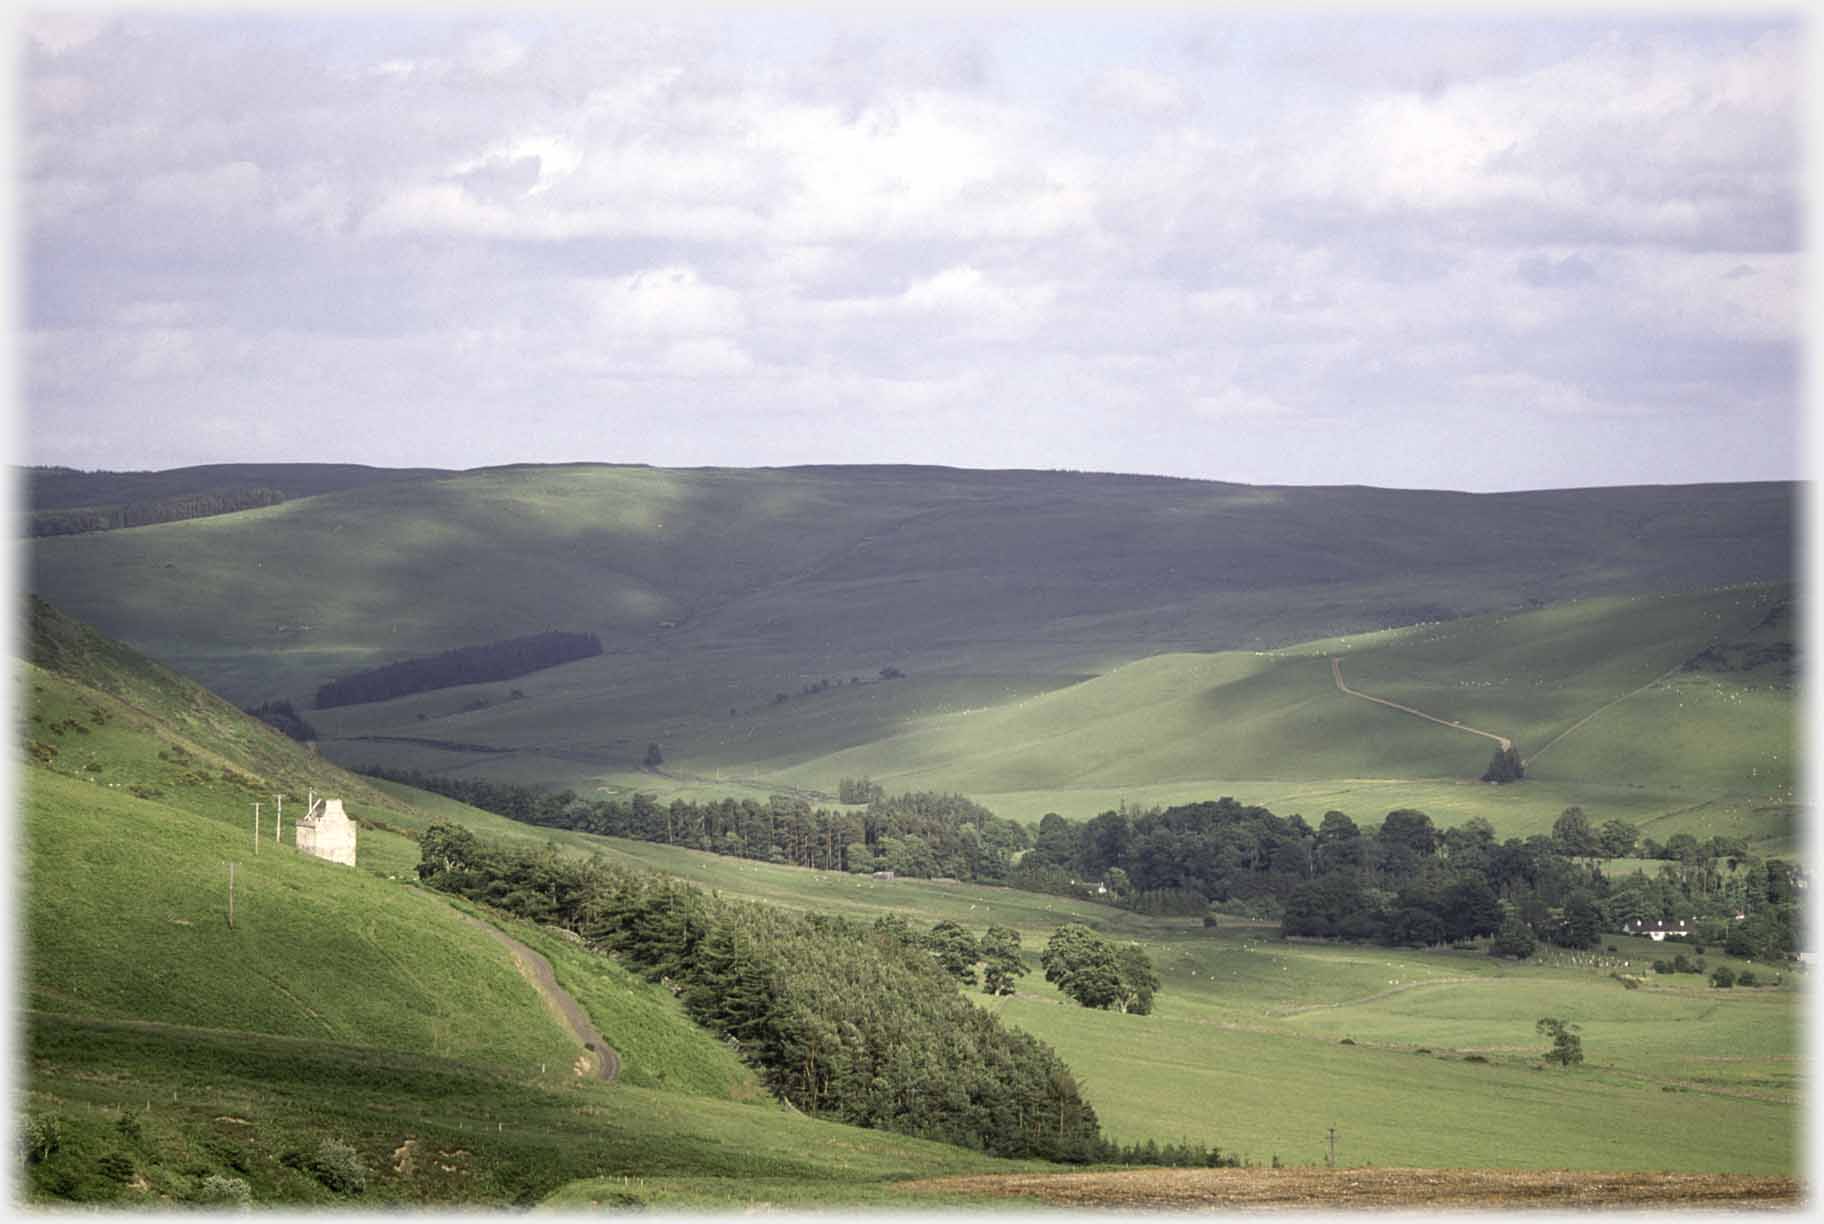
[1331,657,1513,751]
[456,912,620,1083]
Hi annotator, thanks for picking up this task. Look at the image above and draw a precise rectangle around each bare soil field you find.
[898,1167,1804,1210]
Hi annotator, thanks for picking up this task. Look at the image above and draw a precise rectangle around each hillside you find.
[372,819,1804,1181]
[766,584,1796,843]
[28,463,1791,704]
[15,600,1063,1207]
[14,601,1802,1204]
[22,462,453,511]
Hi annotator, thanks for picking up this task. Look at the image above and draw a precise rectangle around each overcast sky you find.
[13,6,1806,491]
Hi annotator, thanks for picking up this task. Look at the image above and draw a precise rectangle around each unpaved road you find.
[898,1167,1802,1209]
[1331,657,1513,752]
[456,913,620,1082]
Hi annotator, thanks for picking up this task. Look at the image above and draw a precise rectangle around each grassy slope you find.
[766,585,1795,841]
[27,466,1792,775]
[396,823,1799,1178]
[23,462,454,511]
[13,602,1054,1207]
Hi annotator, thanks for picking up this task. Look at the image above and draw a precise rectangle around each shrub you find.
[20,1114,61,1165]
[97,1153,136,1182]
[1536,1017,1583,1067]
[1489,918,1536,959]
[1710,966,1736,989]
[1652,959,1672,974]
[1463,1054,1489,1063]
[1737,969,1758,987]
[309,1138,368,1196]
[194,1174,253,1206]
[115,1109,142,1141]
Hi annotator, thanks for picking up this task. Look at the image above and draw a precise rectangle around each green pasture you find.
[997,993,1795,1173]
[23,768,579,1070]
[20,1014,1041,1209]
[356,790,1803,1176]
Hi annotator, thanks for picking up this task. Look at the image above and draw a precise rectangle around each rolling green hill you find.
[15,601,1065,1207]
[24,463,1799,854]
[26,465,1792,771]
[14,597,1802,1204]
[759,584,1796,842]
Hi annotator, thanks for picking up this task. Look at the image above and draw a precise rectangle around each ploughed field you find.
[897,1167,1803,1209]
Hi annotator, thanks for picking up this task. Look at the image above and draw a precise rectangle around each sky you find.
[11,4,1808,492]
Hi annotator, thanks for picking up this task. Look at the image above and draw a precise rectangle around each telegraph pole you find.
[1327,1127,1338,1169]
[227,862,236,929]
[275,794,282,845]
[253,802,261,854]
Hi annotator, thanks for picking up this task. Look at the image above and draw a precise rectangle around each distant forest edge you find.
[26,487,287,536]
[314,631,605,709]
[363,768,1804,965]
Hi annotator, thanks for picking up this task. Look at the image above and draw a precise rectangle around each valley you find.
[14,463,1806,1209]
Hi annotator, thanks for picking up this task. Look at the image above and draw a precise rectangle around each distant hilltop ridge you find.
[27,462,1794,718]
[17,458,1801,498]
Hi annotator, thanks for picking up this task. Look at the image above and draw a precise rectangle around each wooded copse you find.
[415,825,1136,1162]
[1016,799,1804,960]
[314,631,603,709]
[361,767,1032,881]
[26,487,287,536]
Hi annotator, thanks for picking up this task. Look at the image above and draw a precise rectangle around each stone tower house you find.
[296,796,357,866]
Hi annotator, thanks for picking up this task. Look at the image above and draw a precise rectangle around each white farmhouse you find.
[296,796,357,866]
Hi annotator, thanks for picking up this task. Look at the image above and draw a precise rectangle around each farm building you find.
[296,796,357,866]
[1622,917,1695,942]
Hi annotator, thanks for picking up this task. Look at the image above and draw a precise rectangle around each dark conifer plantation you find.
[314,631,603,708]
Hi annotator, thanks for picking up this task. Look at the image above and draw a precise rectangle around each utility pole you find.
[227,862,236,929]
[253,802,261,854]
[275,794,283,845]
[1327,1126,1338,1169]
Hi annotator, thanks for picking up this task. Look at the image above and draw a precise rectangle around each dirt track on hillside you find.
[1331,657,1513,752]
[898,1167,1802,1209]
[456,913,620,1083]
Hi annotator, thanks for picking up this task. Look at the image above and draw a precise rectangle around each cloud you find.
[15,12,1802,489]
[1516,252,1598,288]
[589,266,746,339]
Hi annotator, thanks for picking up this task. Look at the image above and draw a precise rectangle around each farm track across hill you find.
[896,1167,1803,1209]
[454,913,620,1083]
[1521,657,1695,768]
[1330,657,1513,751]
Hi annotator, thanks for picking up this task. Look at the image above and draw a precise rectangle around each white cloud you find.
[663,338,755,378]
[590,267,746,340]
[135,161,263,214]
[1088,66,1189,116]
[16,13,1801,489]
[1190,386,1298,421]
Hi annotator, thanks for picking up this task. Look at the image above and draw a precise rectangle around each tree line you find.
[372,761,1804,961]
[315,631,603,709]
[1012,799,1804,960]
[27,487,286,537]
[359,767,1032,881]
[413,825,1217,1163]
